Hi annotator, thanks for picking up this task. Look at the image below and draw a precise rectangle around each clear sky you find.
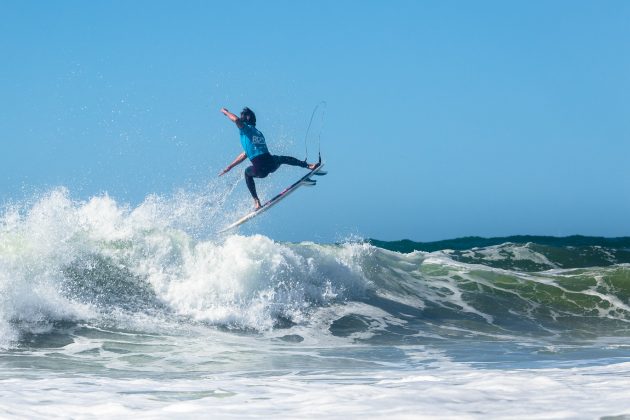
[1,1,629,242]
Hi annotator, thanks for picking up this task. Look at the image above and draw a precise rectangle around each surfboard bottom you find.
[218,162,326,233]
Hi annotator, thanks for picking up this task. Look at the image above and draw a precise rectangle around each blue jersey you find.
[239,123,269,159]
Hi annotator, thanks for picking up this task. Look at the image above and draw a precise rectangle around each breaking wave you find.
[1,188,630,350]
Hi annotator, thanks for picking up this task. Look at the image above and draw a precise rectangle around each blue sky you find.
[1,1,629,241]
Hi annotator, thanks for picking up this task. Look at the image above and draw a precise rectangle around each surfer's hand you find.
[221,108,229,115]
[219,167,230,176]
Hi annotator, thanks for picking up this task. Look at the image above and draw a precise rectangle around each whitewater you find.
[2,188,630,419]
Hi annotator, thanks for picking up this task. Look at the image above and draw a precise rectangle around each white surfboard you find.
[218,162,326,233]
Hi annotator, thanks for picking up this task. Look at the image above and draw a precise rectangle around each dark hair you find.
[241,107,256,126]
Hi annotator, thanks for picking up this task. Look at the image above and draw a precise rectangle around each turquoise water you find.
[1,189,630,418]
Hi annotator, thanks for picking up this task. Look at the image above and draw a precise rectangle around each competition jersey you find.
[239,123,269,159]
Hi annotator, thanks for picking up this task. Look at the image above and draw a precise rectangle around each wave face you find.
[1,188,630,350]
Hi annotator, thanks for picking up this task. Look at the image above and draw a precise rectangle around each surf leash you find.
[303,101,327,163]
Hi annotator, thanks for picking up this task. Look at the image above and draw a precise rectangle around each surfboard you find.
[218,163,326,233]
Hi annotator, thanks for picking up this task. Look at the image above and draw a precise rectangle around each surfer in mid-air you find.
[219,107,319,210]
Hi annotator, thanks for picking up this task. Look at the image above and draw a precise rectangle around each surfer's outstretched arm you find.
[219,152,247,176]
[221,108,244,129]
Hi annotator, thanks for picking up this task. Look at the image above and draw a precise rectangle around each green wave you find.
[370,236,630,271]
[370,235,630,253]
[358,247,630,340]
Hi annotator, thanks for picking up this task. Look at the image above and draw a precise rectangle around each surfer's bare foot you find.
[254,199,262,210]
[307,162,319,170]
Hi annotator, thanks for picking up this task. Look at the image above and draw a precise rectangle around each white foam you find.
[2,359,630,419]
[459,242,558,268]
[0,190,97,349]
[131,234,370,330]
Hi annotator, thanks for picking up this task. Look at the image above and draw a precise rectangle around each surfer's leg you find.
[244,166,262,210]
[274,155,308,167]
[272,155,309,171]
[272,155,319,171]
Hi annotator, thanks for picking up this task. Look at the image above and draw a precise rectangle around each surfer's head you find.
[240,107,256,126]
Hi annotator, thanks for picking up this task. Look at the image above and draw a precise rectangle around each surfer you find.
[219,107,319,210]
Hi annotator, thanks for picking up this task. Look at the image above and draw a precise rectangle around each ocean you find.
[1,188,630,419]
